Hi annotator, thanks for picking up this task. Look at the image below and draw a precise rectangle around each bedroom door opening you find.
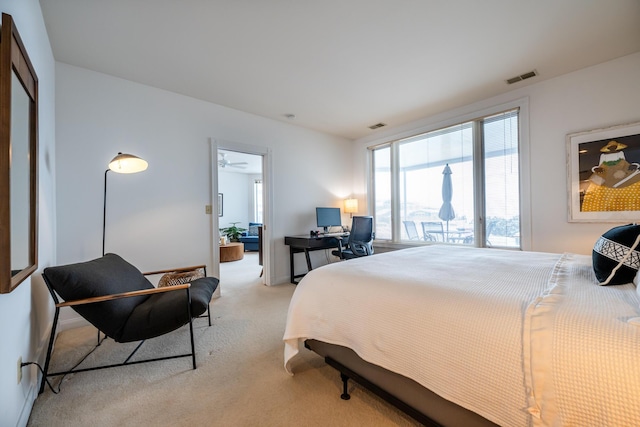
[210,139,272,289]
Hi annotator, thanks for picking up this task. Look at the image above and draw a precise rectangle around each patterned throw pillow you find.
[158,269,205,287]
[248,225,259,236]
[592,223,640,285]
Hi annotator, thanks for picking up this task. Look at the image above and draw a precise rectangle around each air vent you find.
[506,70,537,84]
[368,122,387,130]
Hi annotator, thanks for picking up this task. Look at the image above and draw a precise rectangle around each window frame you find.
[253,178,263,223]
[366,98,531,250]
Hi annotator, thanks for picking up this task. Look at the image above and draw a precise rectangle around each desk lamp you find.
[344,198,358,218]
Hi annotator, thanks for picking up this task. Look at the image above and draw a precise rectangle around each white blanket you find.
[525,252,640,426]
[283,246,640,426]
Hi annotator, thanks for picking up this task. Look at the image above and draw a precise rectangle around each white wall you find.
[0,1,57,426]
[55,63,353,291]
[218,170,251,229]
[354,52,640,256]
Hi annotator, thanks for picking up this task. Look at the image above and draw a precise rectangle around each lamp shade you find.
[344,198,358,214]
[108,152,148,174]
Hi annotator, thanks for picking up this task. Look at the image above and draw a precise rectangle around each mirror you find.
[0,13,38,293]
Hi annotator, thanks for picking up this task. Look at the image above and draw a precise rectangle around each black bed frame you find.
[324,356,439,426]
[304,340,497,427]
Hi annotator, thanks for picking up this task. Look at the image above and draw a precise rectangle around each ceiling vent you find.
[506,70,537,84]
[368,122,387,130]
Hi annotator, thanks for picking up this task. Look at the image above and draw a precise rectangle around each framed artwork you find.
[567,121,640,222]
[218,193,223,217]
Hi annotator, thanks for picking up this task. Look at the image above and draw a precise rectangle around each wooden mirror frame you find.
[0,13,38,293]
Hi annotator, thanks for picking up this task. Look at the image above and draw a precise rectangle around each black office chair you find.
[332,216,374,260]
[39,253,219,394]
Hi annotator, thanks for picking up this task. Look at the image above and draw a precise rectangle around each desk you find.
[284,235,345,284]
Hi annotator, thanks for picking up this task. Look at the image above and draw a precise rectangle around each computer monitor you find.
[316,207,342,233]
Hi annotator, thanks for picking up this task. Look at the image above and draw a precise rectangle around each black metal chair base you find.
[44,338,194,378]
[39,285,204,395]
[39,317,199,394]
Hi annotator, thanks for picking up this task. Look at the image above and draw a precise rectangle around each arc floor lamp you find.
[102,152,148,256]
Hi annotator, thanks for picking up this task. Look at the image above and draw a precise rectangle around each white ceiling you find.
[39,1,640,140]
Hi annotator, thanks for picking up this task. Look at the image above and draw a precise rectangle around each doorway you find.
[210,139,272,289]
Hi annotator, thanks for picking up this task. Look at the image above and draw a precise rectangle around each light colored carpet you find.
[28,253,420,426]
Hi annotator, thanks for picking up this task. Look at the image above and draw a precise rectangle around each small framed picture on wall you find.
[218,193,223,217]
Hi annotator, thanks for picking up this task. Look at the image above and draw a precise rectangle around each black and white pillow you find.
[592,224,640,285]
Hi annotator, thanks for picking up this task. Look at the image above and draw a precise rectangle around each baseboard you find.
[58,316,91,331]
[16,319,55,427]
[17,382,38,427]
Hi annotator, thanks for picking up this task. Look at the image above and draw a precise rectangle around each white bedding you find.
[283,245,640,426]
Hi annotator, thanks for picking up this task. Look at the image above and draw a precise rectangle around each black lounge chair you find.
[39,253,218,394]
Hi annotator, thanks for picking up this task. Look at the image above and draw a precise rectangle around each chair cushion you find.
[43,253,154,341]
[119,277,218,342]
[189,277,219,315]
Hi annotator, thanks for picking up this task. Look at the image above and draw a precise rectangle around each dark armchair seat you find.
[40,253,219,393]
[118,277,216,342]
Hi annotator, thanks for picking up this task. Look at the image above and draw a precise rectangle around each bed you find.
[283,245,640,426]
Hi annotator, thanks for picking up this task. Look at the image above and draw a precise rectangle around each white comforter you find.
[283,245,640,426]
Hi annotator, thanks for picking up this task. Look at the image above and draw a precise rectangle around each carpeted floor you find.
[27,253,420,426]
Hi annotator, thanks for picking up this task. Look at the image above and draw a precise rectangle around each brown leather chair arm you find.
[142,265,206,276]
[55,283,190,308]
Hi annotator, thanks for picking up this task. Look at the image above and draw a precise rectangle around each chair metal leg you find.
[186,287,196,369]
[203,266,212,327]
[39,306,60,394]
[122,340,146,364]
[44,344,195,379]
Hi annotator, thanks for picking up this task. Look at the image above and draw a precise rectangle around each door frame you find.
[209,138,273,286]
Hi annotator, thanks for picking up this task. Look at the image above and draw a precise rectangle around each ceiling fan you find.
[218,153,248,169]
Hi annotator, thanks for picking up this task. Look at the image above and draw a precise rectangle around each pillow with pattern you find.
[592,223,640,285]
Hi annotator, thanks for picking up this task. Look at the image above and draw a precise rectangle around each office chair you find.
[332,216,374,260]
[39,253,219,394]
[421,221,445,242]
[403,220,420,240]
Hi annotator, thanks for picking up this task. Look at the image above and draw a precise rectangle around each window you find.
[370,108,521,249]
[253,179,263,223]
